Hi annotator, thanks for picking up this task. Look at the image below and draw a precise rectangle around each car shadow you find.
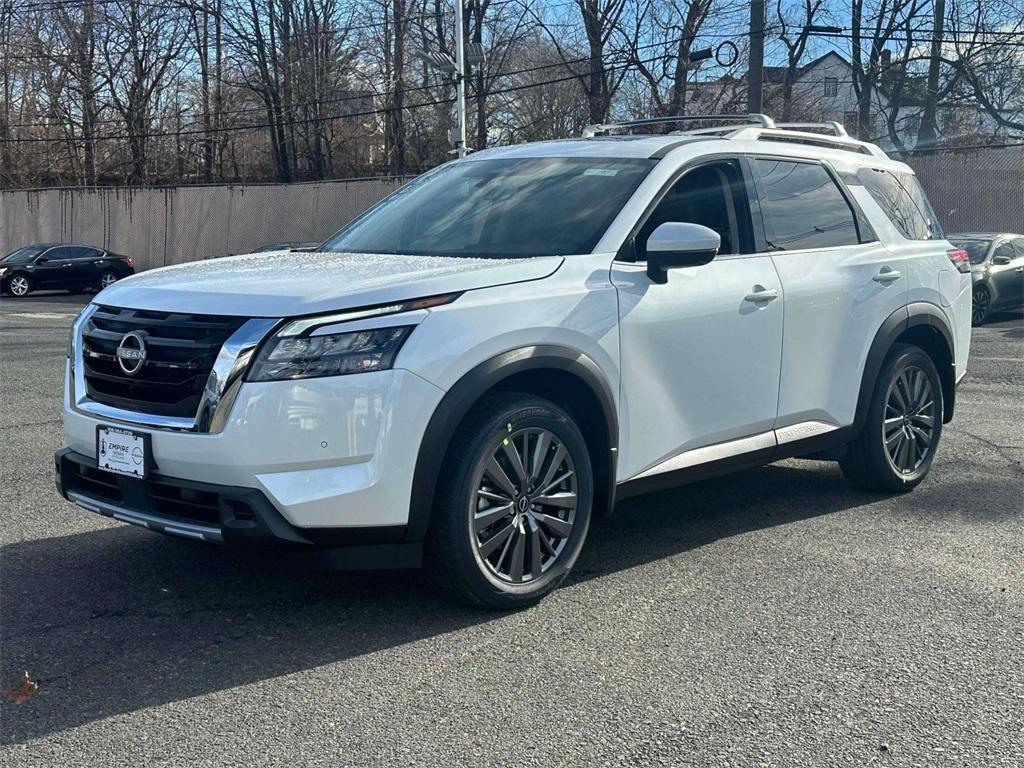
[985,309,1023,339]
[0,462,927,742]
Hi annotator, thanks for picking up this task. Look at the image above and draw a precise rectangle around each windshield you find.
[949,238,991,264]
[323,157,656,258]
[2,246,48,265]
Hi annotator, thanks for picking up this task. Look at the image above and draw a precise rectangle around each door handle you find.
[744,286,778,303]
[1015,266,1023,272]
[62,263,73,267]
[873,267,901,284]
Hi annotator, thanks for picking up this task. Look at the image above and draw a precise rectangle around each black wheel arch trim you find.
[855,302,957,432]
[404,345,619,544]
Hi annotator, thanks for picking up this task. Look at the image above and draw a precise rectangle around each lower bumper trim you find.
[67,490,225,544]
[55,447,422,569]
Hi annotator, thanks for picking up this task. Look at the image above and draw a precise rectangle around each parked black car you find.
[0,244,134,298]
[948,233,1024,325]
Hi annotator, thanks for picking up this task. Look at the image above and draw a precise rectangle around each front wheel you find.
[425,392,593,609]
[5,274,31,297]
[840,344,943,492]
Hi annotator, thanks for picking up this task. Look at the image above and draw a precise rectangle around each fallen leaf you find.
[3,671,39,704]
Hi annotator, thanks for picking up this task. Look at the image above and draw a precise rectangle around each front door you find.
[989,237,1024,310]
[612,160,784,481]
[31,246,78,288]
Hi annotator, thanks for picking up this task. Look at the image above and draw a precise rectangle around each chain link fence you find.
[1,148,1021,270]
[892,146,1024,233]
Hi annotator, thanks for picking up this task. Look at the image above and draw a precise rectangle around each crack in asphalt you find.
[959,429,1024,469]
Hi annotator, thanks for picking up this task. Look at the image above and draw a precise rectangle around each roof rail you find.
[730,126,888,159]
[582,113,776,137]
[775,121,849,137]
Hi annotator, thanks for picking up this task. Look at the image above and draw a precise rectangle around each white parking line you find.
[1,311,76,320]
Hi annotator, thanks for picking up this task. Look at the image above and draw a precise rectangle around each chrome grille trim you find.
[70,304,279,433]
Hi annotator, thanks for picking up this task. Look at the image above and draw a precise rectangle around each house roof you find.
[765,51,851,84]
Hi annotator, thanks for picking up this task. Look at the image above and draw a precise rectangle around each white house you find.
[686,51,1021,149]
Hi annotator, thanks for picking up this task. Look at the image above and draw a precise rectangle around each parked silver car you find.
[948,233,1024,325]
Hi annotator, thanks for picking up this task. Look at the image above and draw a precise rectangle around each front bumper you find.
[63,365,445,530]
[55,448,424,568]
[56,447,306,545]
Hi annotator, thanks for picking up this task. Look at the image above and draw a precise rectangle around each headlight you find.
[248,326,413,382]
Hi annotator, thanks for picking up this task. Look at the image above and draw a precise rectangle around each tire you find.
[5,274,32,298]
[840,343,943,493]
[972,286,990,326]
[424,391,593,609]
[98,271,119,290]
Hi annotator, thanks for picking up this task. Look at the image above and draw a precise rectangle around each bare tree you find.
[531,0,631,123]
[100,0,189,181]
[775,0,825,121]
[915,0,945,146]
[625,1,719,117]
[848,0,928,141]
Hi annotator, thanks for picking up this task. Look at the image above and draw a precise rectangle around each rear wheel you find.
[972,286,991,326]
[98,271,119,290]
[840,344,943,492]
[425,392,593,609]
[5,274,31,297]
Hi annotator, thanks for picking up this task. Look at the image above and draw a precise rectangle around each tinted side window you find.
[857,168,943,240]
[44,246,77,261]
[70,247,102,260]
[1012,238,1024,259]
[637,162,752,258]
[755,160,860,250]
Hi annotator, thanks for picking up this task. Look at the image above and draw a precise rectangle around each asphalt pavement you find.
[1,291,1021,767]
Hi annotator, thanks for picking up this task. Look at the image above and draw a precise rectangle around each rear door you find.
[752,157,909,438]
[64,246,103,286]
[612,158,784,480]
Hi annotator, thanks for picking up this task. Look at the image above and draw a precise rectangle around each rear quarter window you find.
[857,168,944,241]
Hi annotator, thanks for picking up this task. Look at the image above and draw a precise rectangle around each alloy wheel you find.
[470,427,578,584]
[882,365,936,475]
[100,272,118,289]
[972,289,989,325]
[9,276,29,296]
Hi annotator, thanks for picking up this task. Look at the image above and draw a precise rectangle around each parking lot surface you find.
[1,292,1022,767]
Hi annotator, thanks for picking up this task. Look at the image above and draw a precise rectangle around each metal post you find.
[747,0,764,114]
[454,0,467,158]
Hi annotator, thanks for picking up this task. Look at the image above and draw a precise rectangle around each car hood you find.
[96,250,564,317]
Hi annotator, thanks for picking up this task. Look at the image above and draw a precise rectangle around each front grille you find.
[81,305,246,418]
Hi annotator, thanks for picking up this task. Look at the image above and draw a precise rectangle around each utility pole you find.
[454,0,467,158]
[747,0,765,113]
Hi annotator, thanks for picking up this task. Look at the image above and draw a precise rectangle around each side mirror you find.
[645,222,720,284]
[992,254,1012,266]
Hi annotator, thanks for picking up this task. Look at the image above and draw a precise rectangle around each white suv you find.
[57,116,972,608]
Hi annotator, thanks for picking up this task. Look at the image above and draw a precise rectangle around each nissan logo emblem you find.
[116,331,148,375]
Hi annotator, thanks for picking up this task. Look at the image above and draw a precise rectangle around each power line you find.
[0,48,697,144]
[2,31,698,132]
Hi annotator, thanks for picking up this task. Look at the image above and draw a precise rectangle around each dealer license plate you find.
[97,426,147,478]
